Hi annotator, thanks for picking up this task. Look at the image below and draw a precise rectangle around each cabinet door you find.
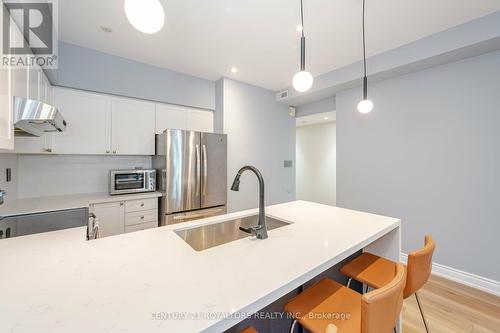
[45,82,53,105]
[111,97,155,155]
[9,25,29,100]
[91,201,125,238]
[53,88,112,154]
[155,103,187,133]
[27,65,40,101]
[0,66,14,151]
[14,135,52,154]
[186,109,214,132]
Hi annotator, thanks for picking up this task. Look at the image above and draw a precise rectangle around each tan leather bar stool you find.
[340,235,435,332]
[284,263,406,333]
[240,327,258,333]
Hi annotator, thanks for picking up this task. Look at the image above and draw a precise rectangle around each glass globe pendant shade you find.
[357,99,374,114]
[293,71,314,92]
[124,0,165,34]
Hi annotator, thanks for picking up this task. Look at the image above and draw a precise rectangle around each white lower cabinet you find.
[90,201,125,238]
[91,197,158,238]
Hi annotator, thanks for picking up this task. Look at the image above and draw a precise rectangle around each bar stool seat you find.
[285,263,406,333]
[340,252,397,289]
[285,278,363,333]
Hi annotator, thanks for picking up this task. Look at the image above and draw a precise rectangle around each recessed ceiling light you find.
[231,67,238,74]
[324,117,329,120]
[100,26,112,33]
[124,0,165,34]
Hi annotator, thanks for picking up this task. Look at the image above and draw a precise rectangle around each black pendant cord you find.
[300,0,305,71]
[362,0,368,99]
[300,0,305,38]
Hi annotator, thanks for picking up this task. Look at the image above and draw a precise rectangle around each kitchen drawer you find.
[125,209,158,226]
[125,198,158,213]
[125,221,157,233]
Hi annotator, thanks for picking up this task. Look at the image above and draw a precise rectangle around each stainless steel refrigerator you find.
[153,129,227,225]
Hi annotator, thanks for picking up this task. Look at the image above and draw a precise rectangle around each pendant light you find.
[292,0,314,92]
[357,0,374,114]
[124,0,165,34]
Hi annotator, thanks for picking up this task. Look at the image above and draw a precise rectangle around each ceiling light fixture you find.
[357,0,373,114]
[124,0,165,34]
[292,0,313,93]
[231,67,238,74]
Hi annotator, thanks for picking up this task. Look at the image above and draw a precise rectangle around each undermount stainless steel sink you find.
[174,215,291,251]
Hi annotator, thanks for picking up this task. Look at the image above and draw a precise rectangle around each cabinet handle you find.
[44,148,52,153]
[120,202,124,206]
[140,203,145,207]
[113,150,117,154]
[140,216,145,219]
[106,150,110,154]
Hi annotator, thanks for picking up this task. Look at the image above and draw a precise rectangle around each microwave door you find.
[200,133,227,209]
[165,129,201,214]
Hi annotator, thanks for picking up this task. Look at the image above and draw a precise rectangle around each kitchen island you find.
[0,200,401,333]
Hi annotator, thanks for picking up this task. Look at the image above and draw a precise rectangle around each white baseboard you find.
[400,253,500,297]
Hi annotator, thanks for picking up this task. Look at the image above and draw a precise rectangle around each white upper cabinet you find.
[155,103,187,133]
[186,109,214,132]
[155,103,214,134]
[53,87,111,155]
[0,66,14,151]
[9,24,28,101]
[111,97,155,155]
[27,64,40,101]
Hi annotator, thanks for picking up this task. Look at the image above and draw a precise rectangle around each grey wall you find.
[296,96,336,117]
[49,42,215,110]
[336,50,500,281]
[219,78,296,212]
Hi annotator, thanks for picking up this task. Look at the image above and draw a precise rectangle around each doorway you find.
[296,111,336,206]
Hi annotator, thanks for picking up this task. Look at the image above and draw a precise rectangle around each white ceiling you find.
[58,0,500,91]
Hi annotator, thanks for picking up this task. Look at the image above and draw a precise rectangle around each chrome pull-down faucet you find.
[231,166,268,240]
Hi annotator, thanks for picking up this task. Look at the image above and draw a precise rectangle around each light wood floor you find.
[402,275,500,333]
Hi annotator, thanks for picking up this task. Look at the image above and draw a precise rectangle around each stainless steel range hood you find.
[13,97,67,137]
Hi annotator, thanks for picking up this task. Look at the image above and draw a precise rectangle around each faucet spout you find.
[231,166,268,239]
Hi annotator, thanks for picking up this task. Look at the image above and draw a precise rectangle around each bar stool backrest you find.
[404,235,435,298]
[361,263,406,333]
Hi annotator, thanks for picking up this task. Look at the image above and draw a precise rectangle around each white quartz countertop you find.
[0,201,400,333]
[0,191,162,217]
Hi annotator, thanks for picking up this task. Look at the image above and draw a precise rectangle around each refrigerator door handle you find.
[196,144,201,196]
[202,144,208,195]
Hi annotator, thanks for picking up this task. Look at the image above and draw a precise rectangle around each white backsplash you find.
[16,155,152,199]
[0,154,19,204]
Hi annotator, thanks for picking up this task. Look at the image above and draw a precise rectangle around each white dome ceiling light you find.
[357,0,374,114]
[292,0,313,92]
[124,0,165,34]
